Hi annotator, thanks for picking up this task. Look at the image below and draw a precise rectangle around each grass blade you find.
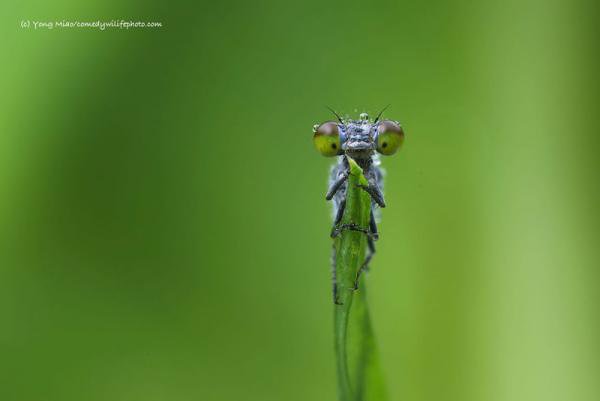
[334,157,387,401]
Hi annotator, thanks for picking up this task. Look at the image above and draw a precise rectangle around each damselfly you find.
[313,108,405,302]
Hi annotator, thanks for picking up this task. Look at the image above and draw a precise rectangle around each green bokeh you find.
[1,1,599,400]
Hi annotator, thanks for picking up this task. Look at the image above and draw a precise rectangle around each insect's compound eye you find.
[376,120,404,156]
[313,121,342,157]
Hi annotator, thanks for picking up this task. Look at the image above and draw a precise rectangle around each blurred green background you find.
[1,1,599,400]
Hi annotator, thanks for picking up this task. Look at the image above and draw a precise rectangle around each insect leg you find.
[369,207,379,241]
[334,223,377,239]
[330,198,346,238]
[326,170,349,200]
[353,235,376,290]
[331,244,342,305]
[353,208,378,289]
[357,180,386,208]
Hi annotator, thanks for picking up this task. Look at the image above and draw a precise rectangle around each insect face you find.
[340,117,377,159]
[313,112,405,158]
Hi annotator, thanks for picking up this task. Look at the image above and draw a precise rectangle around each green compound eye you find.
[313,121,342,157]
[376,120,405,156]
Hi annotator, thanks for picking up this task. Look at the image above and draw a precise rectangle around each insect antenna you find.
[326,106,345,124]
[373,104,391,124]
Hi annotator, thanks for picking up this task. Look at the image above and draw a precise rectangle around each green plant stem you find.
[333,157,387,401]
[335,295,354,400]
